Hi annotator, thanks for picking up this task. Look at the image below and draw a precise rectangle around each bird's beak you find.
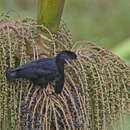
[65,59,72,66]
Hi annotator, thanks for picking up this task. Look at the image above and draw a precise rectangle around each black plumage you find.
[6,50,77,94]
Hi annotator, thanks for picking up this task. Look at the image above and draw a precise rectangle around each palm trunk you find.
[37,0,65,33]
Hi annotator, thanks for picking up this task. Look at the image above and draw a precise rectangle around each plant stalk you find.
[37,0,65,33]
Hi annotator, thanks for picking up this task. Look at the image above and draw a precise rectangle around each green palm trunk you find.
[37,0,65,33]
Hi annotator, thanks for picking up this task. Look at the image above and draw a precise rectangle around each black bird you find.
[6,50,77,94]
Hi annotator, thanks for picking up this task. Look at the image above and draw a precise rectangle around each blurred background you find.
[0,0,130,64]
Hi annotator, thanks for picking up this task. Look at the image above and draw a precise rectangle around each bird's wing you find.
[10,58,57,80]
[12,58,57,72]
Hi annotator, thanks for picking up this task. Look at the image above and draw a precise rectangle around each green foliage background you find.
[63,0,130,64]
[63,0,130,47]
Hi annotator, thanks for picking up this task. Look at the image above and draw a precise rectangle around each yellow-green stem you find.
[37,0,65,33]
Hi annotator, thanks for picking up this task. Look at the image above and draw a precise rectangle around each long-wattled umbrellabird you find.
[6,50,77,94]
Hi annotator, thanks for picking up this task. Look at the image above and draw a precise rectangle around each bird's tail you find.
[6,67,18,81]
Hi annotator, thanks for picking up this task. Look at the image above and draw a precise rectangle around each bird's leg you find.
[54,75,64,94]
